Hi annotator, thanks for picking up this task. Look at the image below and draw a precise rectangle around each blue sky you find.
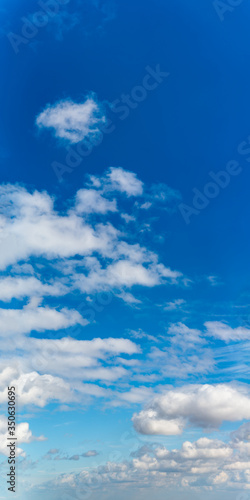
[1,0,250,499]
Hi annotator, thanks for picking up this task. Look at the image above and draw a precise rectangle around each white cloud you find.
[0,366,107,408]
[70,256,181,295]
[0,276,66,302]
[0,337,141,406]
[31,432,250,497]
[170,437,233,460]
[0,174,188,414]
[0,184,119,269]
[205,321,250,342]
[5,371,76,408]
[87,167,144,197]
[0,182,181,297]
[36,96,106,144]
[164,299,186,311]
[120,213,136,223]
[0,416,45,457]
[117,386,154,404]
[147,346,214,379]
[231,422,250,442]
[128,328,157,342]
[140,201,152,210]
[133,384,250,435]
[167,322,205,349]
[135,322,214,380]
[106,167,143,196]
[75,189,117,214]
[115,291,142,304]
[0,302,85,337]
[133,409,183,435]
[211,471,229,484]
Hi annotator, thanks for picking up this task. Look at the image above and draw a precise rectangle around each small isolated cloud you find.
[107,167,143,196]
[36,96,106,144]
[128,329,157,342]
[88,167,144,197]
[149,183,181,204]
[137,183,181,212]
[82,450,99,457]
[207,275,221,286]
[115,291,142,305]
[164,299,186,311]
[120,213,136,223]
[44,449,99,461]
[140,201,152,210]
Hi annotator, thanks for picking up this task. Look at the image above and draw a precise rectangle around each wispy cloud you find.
[164,299,186,311]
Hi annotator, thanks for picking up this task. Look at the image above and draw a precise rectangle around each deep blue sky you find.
[1,0,250,299]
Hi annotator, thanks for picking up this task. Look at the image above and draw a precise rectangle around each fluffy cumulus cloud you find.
[0,276,66,301]
[132,384,250,435]
[0,174,181,297]
[0,169,186,413]
[87,166,144,197]
[0,416,45,457]
[0,301,85,337]
[4,167,248,494]
[0,336,141,407]
[26,429,250,498]
[35,96,106,144]
[106,167,144,196]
